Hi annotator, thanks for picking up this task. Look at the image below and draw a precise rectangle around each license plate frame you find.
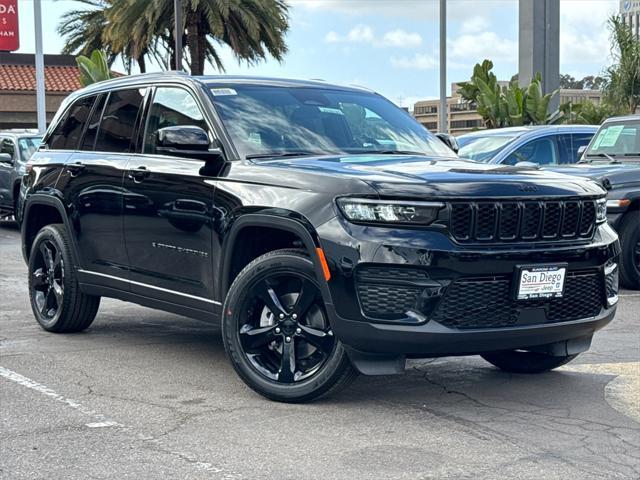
[514,263,567,301]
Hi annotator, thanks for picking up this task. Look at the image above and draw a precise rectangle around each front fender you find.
[216,211,334,307]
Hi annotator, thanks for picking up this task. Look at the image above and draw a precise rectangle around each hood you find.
[262,154,605,198]
[547,163,640,189]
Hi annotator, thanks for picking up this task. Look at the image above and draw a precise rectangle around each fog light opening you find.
[604,262,619,307]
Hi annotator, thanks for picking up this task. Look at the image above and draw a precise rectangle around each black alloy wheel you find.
[28,224,100,332]
[222,249,357,402]
[239,273,335,384]
[31,239,65,322]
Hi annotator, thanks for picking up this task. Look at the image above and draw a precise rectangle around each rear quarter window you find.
[48,95,97,150]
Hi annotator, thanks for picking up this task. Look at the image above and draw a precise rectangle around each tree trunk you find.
[137,55,146,74]
[186,9,203,75]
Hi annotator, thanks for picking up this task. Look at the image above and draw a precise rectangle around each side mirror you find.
[0,153,13,165]
[157,125,211,152]
[435,133,459,154]
[576,145,587,161]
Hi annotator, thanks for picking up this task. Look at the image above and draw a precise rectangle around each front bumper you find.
[327,302,616,357]
[316,217,620,357]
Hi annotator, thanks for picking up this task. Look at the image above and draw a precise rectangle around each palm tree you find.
[58,0,290,76]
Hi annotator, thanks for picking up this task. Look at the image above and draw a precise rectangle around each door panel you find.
[57,152,130,277]
[123,155,216,305]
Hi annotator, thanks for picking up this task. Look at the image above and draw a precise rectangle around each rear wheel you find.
[28,224,100,332]
[481,350,578,374]
[618,211,640,289]
[222,249,357,402]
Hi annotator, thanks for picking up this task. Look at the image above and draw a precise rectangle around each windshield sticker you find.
[248,132,262,145]
[210,88,237,96]
[594,125,624,148]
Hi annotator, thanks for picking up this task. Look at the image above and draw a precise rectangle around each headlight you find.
[595,197,607,223]
[337,198,443,225]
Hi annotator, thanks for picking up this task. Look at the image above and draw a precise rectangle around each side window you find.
[80,94,107,151]
[143,87,208,155]
[571,133,594,162]
[48,96,97,150]
[94,88,146,153]
[557,134,574,164]
[0,138,16,160]
[504,137,558,166]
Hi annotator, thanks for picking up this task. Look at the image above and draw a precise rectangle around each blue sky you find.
[15,0,618,107]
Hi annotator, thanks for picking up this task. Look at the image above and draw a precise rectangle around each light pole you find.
[439,0,447,133]
[34,0,46,133]
[174,0,182,71]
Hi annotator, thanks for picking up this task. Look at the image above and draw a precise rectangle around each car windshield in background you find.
[208,85,453,159]
[18,137,42,161]
[457,135,517,162]
[585,119,640,161]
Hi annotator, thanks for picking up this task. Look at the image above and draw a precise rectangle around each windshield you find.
[18,137,42,161]
[585,119,640,161]
[457,135,517,162]
[208,85,453,159]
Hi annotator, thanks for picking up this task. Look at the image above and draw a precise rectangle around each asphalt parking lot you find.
[1,223,639,480]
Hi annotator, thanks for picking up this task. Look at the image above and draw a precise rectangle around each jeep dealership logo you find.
[0,0,19,52]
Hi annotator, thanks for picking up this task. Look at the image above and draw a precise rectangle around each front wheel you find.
[618,211,640,289]
[222,249,357,403]
[481,350,578,374]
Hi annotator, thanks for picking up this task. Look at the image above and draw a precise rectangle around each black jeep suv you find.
[21,73,620,402]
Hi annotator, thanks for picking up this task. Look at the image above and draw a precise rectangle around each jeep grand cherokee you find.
[20,73,620,402]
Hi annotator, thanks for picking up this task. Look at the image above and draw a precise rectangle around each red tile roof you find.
[0,64,82,92]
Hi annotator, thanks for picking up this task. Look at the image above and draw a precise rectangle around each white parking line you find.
[0,365,121,428]
[0,365,243,477]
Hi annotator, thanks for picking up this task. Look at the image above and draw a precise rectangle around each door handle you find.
[66,162,86,177]
[128,166,150,183]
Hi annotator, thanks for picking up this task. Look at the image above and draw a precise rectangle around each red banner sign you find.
[0,0,19,52]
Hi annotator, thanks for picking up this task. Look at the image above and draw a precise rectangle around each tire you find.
[28,224,100,333]
[222,249,357,403]
[618,211,640,290]
[481,350,578,374]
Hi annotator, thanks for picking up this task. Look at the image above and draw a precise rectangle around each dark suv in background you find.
[21,73,620,402]
[0,129,42,222]
[550,115,640,289]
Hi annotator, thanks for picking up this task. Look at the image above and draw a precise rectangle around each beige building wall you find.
[0,91,68,130]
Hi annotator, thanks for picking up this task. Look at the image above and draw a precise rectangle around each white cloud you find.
[292,0,515,21]
[390,53,438,70]
[325,25,422,48]
[325,24,375,44]
[559,0,617,66]
[460,16,490,34]
[381,29,423,48]
[448,31,518,63]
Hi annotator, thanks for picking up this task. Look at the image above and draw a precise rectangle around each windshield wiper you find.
[350,149,428,156]
[245,151,326,160]
[581,152,619,164]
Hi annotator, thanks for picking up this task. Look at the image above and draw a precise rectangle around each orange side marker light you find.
[316,247,331,282]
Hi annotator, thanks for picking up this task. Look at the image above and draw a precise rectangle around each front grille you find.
[449,199,597,243]
[430,270,605,329]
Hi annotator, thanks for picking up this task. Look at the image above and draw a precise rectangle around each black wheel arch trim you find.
[21,193,80,266]
[218,213,333,306]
